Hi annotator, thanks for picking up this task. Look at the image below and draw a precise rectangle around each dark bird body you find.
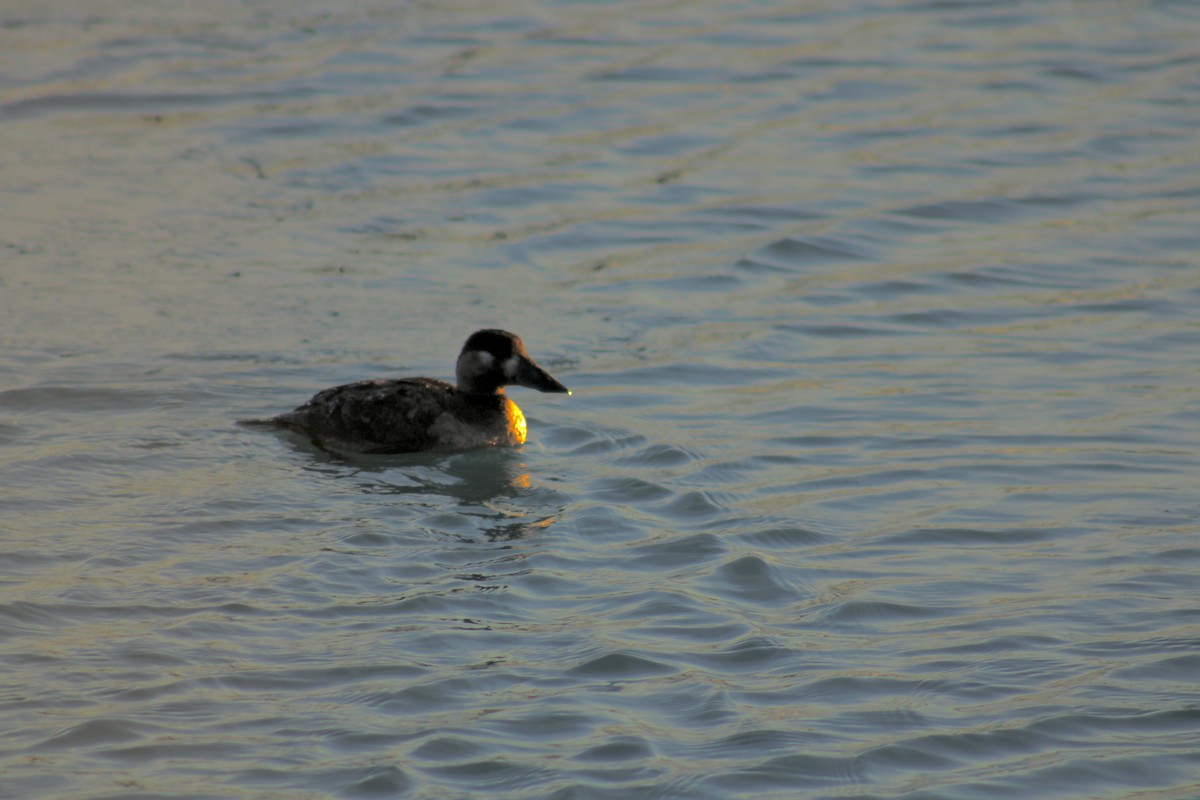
[250,330,569,454]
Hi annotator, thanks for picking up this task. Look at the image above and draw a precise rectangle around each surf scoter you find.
[253,329,570,454]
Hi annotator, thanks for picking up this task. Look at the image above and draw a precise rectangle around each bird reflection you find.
[291,440,560,541]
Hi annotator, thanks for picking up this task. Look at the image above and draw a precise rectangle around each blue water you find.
[2,1,1200,798]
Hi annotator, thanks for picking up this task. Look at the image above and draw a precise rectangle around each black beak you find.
[515,356,571,395]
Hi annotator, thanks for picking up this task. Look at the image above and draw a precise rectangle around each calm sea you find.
[2,1,1199,797]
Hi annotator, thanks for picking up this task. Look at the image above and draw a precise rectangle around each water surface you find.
[2,1,1199,798]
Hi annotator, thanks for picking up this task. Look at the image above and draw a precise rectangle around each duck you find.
[253,329,570,454]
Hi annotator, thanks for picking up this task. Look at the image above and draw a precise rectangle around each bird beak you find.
[515,356,571,395]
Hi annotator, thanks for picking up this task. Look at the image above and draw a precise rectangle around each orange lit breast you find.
[505,398,527,445]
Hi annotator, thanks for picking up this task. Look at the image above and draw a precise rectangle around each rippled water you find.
[3,1,1200,798]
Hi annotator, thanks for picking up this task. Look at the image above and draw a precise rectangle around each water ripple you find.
[3,1,1200,798]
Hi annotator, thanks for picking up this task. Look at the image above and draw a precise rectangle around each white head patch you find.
[502,356,519,379]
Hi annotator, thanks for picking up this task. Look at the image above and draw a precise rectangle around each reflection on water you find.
[2,0,1200,798]
[288,439,556,540]
[324,453,553,541]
